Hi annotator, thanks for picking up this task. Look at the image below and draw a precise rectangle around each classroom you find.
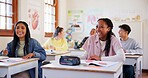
[0,0,148,78]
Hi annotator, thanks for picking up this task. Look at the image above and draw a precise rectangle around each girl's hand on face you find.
[89,55,101,61]
[2,49,8,56]
[23,53,35,59]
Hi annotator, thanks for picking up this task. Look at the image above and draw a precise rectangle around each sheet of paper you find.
[0,58,24,63]
[0,56,9,60]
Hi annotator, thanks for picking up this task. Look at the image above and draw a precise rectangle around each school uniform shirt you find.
[120,37,143,54]
[82,34,125,62]
[43,38,68,51]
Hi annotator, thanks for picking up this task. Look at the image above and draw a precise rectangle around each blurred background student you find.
[1,21,46,78]
[118,24,143,78]
[43,26,68,51]
[75,28,96,49]
[82,18,125,62]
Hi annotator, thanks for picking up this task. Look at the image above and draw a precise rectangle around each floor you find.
[142,70,148,78]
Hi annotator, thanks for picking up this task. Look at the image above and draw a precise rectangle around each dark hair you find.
[96,25,98,29]
[97,18,114,56]
[119,24,131,34]
[53,26,64,37]
[11,21,31,57]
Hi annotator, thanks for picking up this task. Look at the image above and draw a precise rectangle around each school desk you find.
[125,54,143,78]
[42,61,123,78]
[0,58,38,78]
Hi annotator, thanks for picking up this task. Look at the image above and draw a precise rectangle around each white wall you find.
[58,0,67,28]
[67,0,148,69]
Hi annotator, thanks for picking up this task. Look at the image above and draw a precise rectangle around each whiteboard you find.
[112,21,143,48]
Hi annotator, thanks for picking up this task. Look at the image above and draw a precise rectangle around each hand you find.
[23,53,35,59]
[50,45,55,50]
[88,55,101,61]
[2,49,8,56]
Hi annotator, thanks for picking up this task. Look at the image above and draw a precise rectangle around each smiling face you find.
[97,20,111,40]
[118,28,128,39]
[15,23,27,40]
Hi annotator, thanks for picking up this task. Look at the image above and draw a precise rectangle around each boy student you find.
[118,24,143,78]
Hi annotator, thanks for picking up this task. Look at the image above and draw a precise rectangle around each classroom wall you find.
[67,0,148,69]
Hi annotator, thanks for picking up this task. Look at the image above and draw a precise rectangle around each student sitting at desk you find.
[43,26,68,51]
[1,21,46,78]
[118,24,143,78]
[75,28,96,49]
[82,18,125,62]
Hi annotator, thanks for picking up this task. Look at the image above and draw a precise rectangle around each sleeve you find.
[101,38,125,62]
[6,42,15,57]
[101,49,125,62]
[126,40,143,54]
[42,38,51,49]
[32,39,46,61]
[55,39,68,51]
[82,38,91,59]
[6,43,12,56]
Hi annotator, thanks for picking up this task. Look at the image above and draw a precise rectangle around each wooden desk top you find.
[42,61,123,73]
[0,58,38,68]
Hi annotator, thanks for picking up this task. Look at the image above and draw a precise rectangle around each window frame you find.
[44,0,58,37]
[0,0,18,37]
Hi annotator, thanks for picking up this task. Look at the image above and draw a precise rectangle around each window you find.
[0,0,18,36]
[44,0,58,37]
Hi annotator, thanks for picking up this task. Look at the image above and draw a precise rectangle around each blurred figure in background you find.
[74,28,96,49]
[43,26,68,51]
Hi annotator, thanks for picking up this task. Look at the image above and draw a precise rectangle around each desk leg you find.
[120,66,123,78]
[7,73,11,78]
[42,69,45,78]
[35,62,38,78]
[120,73,123,78]
[135,62,138,78]
[139,57,142,78]
[135,56,142,78]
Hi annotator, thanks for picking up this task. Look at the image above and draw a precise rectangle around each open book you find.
[81,60,118,67]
